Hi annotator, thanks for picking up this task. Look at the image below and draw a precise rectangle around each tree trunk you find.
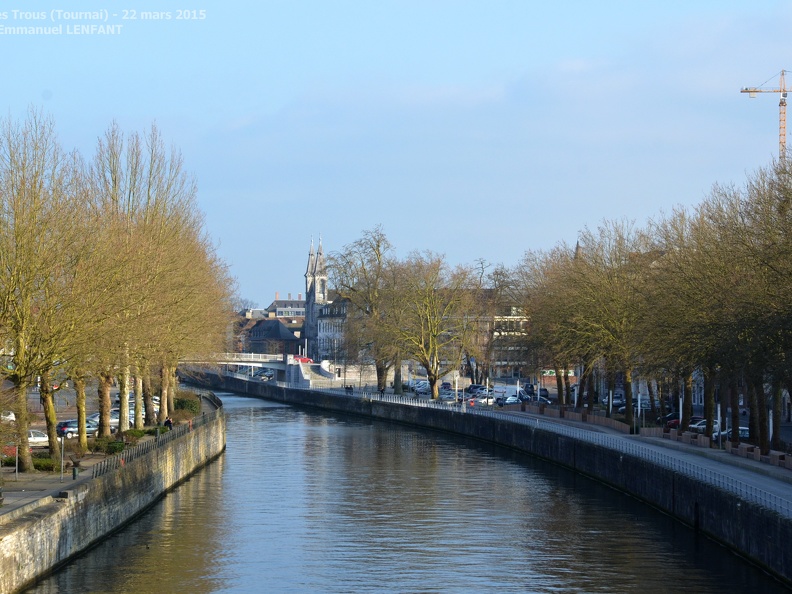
[554,366,564,405]
[143,368,156,426]
[606,371,615,418]
[704,370,716,437]
[393,359,403,394]
[98,372,113,437]
[133,373,144,429]
[169,367,178,414]
[682,373,693,432]
[159,366,170,424]
[14,383,33,472]
[729,375,741,445]
[586,369,596,405]
[624,368,634,429]
[647,379,658,420]
[40,371,61,462]
[375,359,388,392]
[747,377,760,446]
[118,364,130,433]
[73,375,88,451]
[754,376,768,455]
[771,377,783,451]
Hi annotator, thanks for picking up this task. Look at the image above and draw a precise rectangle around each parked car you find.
[500,395,520,406]
[56,419,99,439]
[688,419,719,435]
[473,392,494,405]
[523,383,535,396]
[27,429,49,447]
[492,386,528,403]
[466,384,487,395]
[531,396,552,405]
[723,426,750,440]
[89,409,124,428]
[538,388,550,400]
[414,382,431,396]
[666,415,703,430]
[1,410,15,422]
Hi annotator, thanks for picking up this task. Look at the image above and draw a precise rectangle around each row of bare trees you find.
[0,111,235,471]
[511,160,792,453]
[328,227,483,399]
[330,161,792,454]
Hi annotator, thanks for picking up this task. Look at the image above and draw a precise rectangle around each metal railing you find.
[91,408,222,479]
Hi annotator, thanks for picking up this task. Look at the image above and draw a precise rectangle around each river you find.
[26,393,788,593]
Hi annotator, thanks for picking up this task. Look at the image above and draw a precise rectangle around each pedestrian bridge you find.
[183,352,287,368]
[180,353,322,383]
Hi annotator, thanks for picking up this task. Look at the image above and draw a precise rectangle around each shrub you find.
[145,426,168,436]
[90,436,125,455]
[1,455,13,467]
[32,458,56,471]
[119,429,146,445]
[105,441,125,454]
[174,395,201,414]
[90,436,112,454]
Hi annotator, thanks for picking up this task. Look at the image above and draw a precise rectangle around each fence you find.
[91,408,222,479]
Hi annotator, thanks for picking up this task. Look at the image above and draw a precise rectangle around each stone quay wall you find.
[0,410,226,594]
[206,372,792,587]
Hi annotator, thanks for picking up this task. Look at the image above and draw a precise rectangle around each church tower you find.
[304,237,327,360]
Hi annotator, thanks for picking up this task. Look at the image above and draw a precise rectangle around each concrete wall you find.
[0,411,225,594]
[203,373,792,586]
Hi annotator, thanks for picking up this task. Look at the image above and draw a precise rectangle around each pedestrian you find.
[164,416,173,431]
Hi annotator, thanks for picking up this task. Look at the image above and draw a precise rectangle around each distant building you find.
[248,318,301,356]
[317,297,347,362]
[264,294,305,319]
[304,238,328,361]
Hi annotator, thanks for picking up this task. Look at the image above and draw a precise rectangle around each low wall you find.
[0,410,226,594]
[198,372,792,586]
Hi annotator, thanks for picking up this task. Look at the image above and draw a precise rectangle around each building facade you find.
[304,238,328,361]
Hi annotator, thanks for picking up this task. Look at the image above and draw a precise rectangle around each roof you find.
[251,319,301,342]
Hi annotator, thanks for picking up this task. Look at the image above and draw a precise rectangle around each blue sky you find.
[4,1,791,306]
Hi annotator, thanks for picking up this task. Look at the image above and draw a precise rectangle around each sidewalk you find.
[1,392,219,516]
[0,452,106,516]
[503,407,792,493]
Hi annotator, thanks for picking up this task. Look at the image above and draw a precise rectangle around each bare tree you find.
[328,226,396,391]
[386,252,478,399]
[0,111,93,469]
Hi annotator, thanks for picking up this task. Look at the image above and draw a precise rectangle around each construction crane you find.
[741,70,788,160]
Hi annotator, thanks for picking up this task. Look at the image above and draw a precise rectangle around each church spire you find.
[315,235,326,278]
[305,237,315,279]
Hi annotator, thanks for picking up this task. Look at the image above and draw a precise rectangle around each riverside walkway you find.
[0,392,222,517]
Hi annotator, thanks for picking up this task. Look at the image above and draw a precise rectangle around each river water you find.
[27,393,788,593]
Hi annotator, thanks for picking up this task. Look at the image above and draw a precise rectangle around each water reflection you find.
[28,394,788,593]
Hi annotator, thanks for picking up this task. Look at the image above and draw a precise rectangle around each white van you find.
[491,385,527,403]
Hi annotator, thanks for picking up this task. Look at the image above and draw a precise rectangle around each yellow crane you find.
[741,70,789,160]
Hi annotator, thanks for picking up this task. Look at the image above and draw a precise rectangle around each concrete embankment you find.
[205,373,792,587]
[0,409,226,594]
